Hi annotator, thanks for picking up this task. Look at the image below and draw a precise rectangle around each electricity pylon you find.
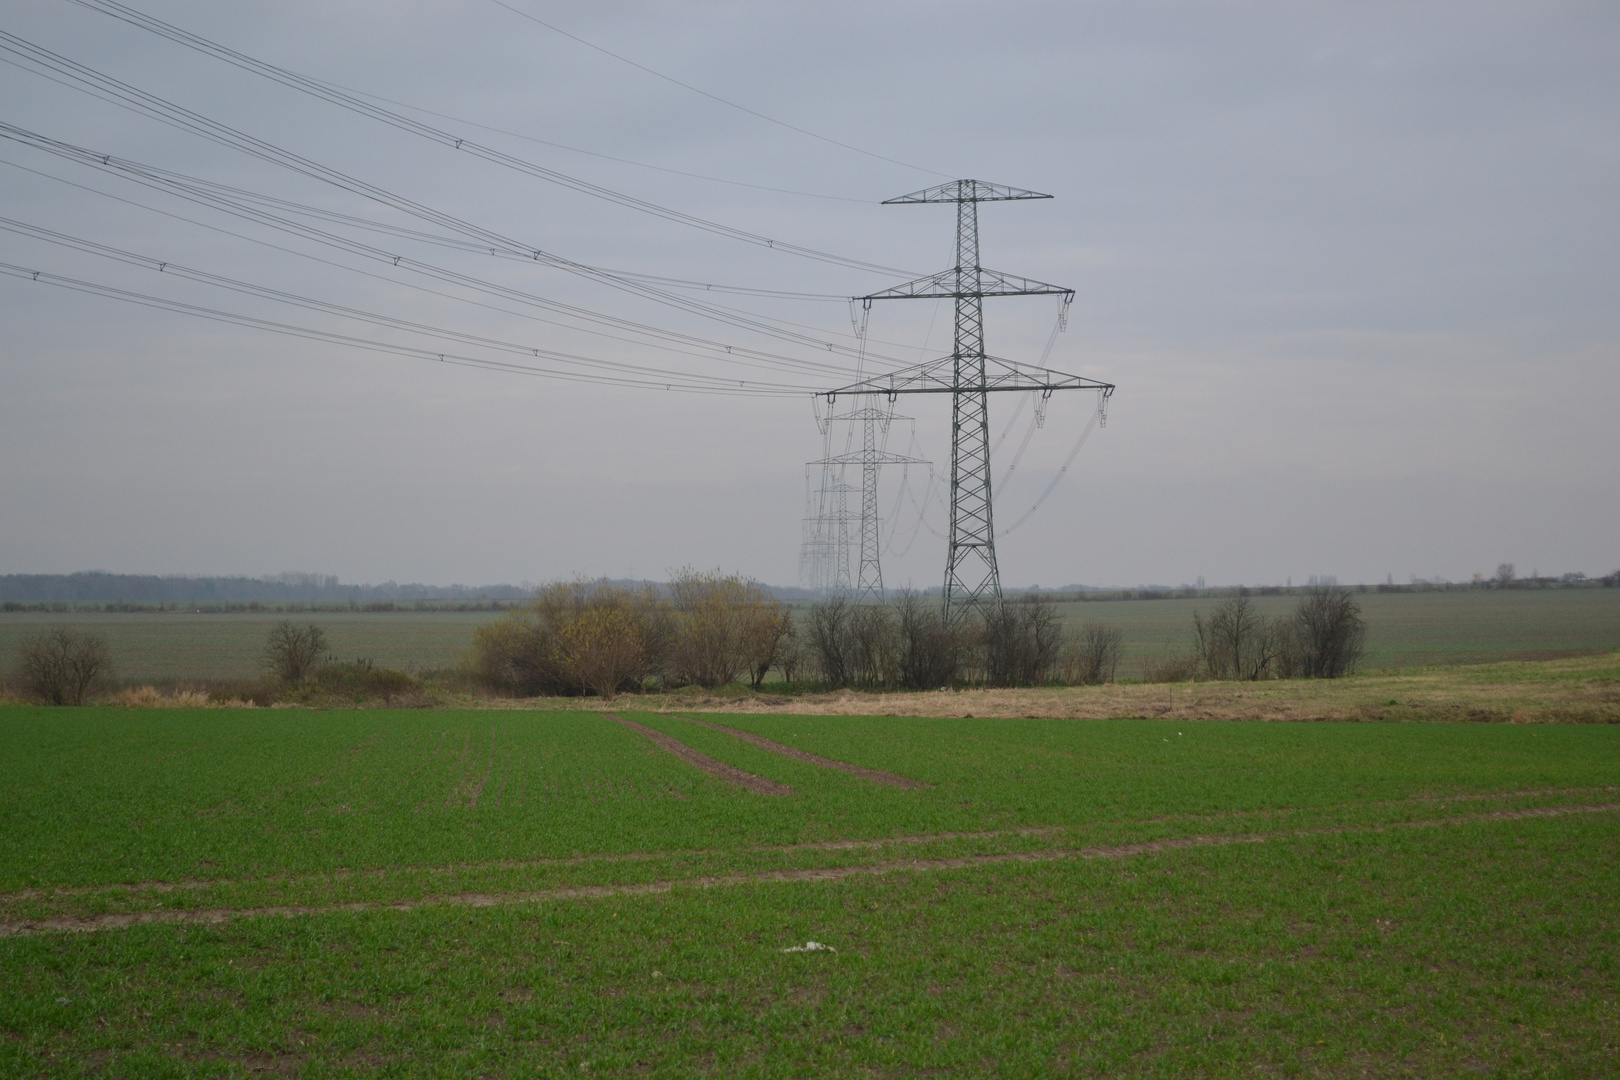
[826,180,1115,621]
[798,474,857,593]
[808,403,926,601]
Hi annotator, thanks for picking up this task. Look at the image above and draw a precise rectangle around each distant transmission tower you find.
[800,394,926,599]
[825,180,1115,620]
[798,470,857,594]
[805,402,926,601]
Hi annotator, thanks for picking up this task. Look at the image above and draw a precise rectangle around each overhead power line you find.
[322,82,875,205]
[0,215,836,388]
[52,5,919,275]
[481,0,953,180]
[0,123,902,372]
[0,147,869,385]
[0,258,811,397]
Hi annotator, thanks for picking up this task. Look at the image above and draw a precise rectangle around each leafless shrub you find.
[1193,597,1284,680]
[14,627,113,705]
[806,596,853,688]
[1067,623,1123,685]
[1287,586,1366,678]
[894,592,963,690]
[264,621,327,682]
[846,604,899,688]
[982,599,1067,687]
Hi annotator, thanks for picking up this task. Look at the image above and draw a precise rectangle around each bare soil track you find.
[674,716,931,789]
[3,802,1612,938]
[607,713,793,796]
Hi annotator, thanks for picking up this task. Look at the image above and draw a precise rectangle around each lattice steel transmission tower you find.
[800,399,926,600]
[798,472,857,593]
[826,180,1115,620]
[806,403,926,601]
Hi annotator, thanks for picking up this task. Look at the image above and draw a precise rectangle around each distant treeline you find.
[0,600,525,614]
[1004,576,1620,604]
[4,570,1613,612]
[0,572,530,606]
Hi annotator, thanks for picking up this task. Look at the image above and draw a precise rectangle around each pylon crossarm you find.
[824,355,1114,399]
[882,180,1053,204]
[859,267,1072,302]
[811,450,928,466]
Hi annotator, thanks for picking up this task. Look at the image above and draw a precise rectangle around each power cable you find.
[1002,406,1103,536]
[998,405,1042,489]
[480,0,952,179]
[0,260,810,396]
[0,153,862,381]
[0,35,914,351]
[52,7,921,274]
[0,124,901,375]
[0,215,836,387]
[319,82,875,204]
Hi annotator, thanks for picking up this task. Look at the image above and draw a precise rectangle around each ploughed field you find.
[2,586,1618,682]
[2,708,1617,1076]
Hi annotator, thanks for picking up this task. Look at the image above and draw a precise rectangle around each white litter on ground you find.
[781,941,836,954]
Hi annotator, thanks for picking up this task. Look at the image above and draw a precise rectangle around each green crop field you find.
[3,587,1617,685]
[2,705,1617,1076]
[1044,587,1620,672]
[0,610,497,682]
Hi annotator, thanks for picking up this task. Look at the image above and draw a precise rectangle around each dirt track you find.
[4,801,1612,938]
[607,713,793,796]
[674,716,931,789]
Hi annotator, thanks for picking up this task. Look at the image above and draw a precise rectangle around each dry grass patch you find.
[468,651,1620,724]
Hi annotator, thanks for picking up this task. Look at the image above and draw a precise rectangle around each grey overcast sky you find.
[1,0,1616,589]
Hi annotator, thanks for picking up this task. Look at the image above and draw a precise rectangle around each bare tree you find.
[1288,586,1366,678]
[806,596,852,688]
[845,604,899,688]
[1193,597,1282,680]
[1068,623,1123,685]
[1495,562,1517,587]
[265,621,327,682]
[894,592,963,690]
[982,599,1067,687]
[14,628,113,705]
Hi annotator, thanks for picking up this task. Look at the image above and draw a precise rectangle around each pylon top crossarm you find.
[882,180,1054,204]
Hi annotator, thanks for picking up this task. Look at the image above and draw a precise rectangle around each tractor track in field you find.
[3,802,1615,938]
[607,713,794,796]
[4,785,1611,903]
[672,716,931,789]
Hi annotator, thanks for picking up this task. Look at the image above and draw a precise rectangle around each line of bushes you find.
[1146,587,1367,682]
[0,619,433,707]
[2,582,1371,706]
[468,572,792,699]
